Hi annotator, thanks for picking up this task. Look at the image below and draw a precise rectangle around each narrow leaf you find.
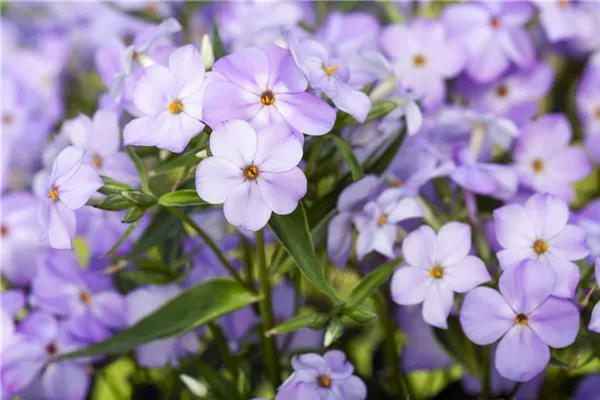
[211,20,227,60]
[103,219,142,257]
[324,317,344,347]
[152,145,206,176]
[334,100,397,129]
[99,176,134,195]
[95,194,133,211]
[266,313,329,337]
[159,190,206,207]
[126,147,150,193]
[346,259,400,308]
[328,135,364,181]
[120,190,156,207]
[60,279,261,360]
[121,206,145,223]
[128,208,181,258]
[344,305,378,323]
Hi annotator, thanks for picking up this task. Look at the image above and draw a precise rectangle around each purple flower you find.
[575,199,600,259]
[64,110,137,183]
[443,1,536,83]
[1,290,25,353]
[283,30,371,123]
[276,382,319,400]
[576,60,600,137]
[494,193,589,298]
[126,284,200,367]
[123,44,209,153]
[278,350,367,400]
[203,43,336,136]
[573,373,600,400]
[354,190,423,260]
[460,259,580,381]
[514,114,592,203]
[33,146,103,249]
[536,0,599,44]
[588,258,600,332]
[195,120,307,231]
[380,18,466,110]
[391,222,491,328]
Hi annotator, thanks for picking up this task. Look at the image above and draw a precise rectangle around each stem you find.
[481,345,491,400]
[166,207,250,291]
[208,323,237,378]
[507,381,522,400]
[256,230,281,388]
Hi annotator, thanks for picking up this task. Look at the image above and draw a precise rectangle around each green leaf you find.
[159,190,206,207]
[324,317,344,347]
[95,193,133,211]
[196,359,241,400]
[334,100,397,129]
[211,20,227,60]
[128,208,181,258]
[126,147,150,193]
[328,135,364,181]
[122,206,145,223]
[98,176,134,195]
[344,305,377,323]
[269,204,339,302]
[345,259,399,308]
[151,144,207,177]
[120,190,157,207]
[103,219,142,257]
[433,316,480,375]
[266,312,330,337]
[60,278,261,360]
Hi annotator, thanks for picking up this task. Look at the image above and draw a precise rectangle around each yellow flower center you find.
[532,159,544,173]
[92,154,103,168]
[244,165,259,180]
[317,375,332,388]
[429,265,444,279]
[322,63,340,76]
[260,90,275,106]
[80,291,92,305]
[49,188,59,201]
[533,239,548,255]
[413,54,427,67]
[378,215,388,226]
[515,314,528,324]
[168,100,184,114]
[559,0,568,8]
[595,106,600,120]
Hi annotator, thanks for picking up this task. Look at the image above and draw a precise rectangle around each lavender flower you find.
[588,259,600,332]
[278,350,367,400]
[391,222,491,329]
[33,146,103,249]
[494,193,589,298]
[575,199,600,259]
[195,120,306,231]
[460,259,580,381]
[536,0,599,44]
[203,43,336,136]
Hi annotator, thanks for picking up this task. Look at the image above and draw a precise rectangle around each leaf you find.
[126,147,150,193]
[344,305,378,323]
[98,176,134,195]
[95,193,133,211]
[334,100,397,129]
[120,190,157,207]
[433,316,480,375]
[269,205,339,302]
[59,279,261,360]
[328,135,364,181]
[196,359,241,400]
[324,317,344,347]
[151,145,206,177]
[128,208,181,258]
[345,259,399,308]
[266,313,330,337]
[211,20,227,60]
[103,219,142,257]
[121,206,145,223]
[159,190,206,207]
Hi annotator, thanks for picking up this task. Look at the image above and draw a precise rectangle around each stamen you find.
[46,343,59,356]
[533,239,548,255]
[559,0,568,8]
[168,100,184,114]
[260,90,275,106]
[49,188,59,201]
[490,17,500,29]
[429,265,444,279]
[2,113,13,126]
[515,314,528,324]
[413,54,426,67]
[322,63,340,76]
[495,84,509,98]
[531,159,544,173]
[80,291,92,305]
[1,225,8,237]
[378,215,388,226]
[395,178,403,187]
[92,154,103,168]
[244,165,259,180]
[317,375,332,388]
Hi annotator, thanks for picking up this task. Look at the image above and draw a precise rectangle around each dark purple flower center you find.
[317,375,332,388]
[515,314,528,325]
[46,343,59,356]
[533,239,548,255]
[244,165,259,180]
[429,265,444,279]
[261,90,275,106]
[169,100,184,114]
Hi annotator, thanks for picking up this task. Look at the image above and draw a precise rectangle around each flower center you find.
[260,90,275,106]
[490,17,500,29]
[168,99,184,114]
[395,178,403,187]
[2,113,13,126]
[378,214,388,226]
[429,265,444,279]
[80,291,92,305]
[559,0,568,8]
[46,342,59,356]
[515,314,528,324]
[413,54,427,67]
[495,84,509,98]
[49,188,59,201]
[1,224,7,237]
[244,165,259,180]
[533,239,548,255]
[92,154,103,168]
[317,375,332,388]
[322,63,340,76]
[531,159,544,173]
[595,106,600,120]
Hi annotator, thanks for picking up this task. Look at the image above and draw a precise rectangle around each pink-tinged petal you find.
[495,325,550,382]
[444,256,491,293]
[63,114,93,150]
[339,376,368,400]
[291,353,326,374]
[330,79,371,123]
[58,165,103,210]
[168,44,206,99]
[90,291,126,330]
[524,193,569,240]
[528,296,579,348]
[195,157,244,204]
[589,302,600,333]
[402,225,437,269]
[212,47,268,94]
[460,287,515,345]
[466,36,509,84]
[157,113,204,153]
[275,92,336,136]
[132,64,175,115]
[52,146,86,187]
[123,112,171,148]
[224,181,272,231]
[493,204,535,249]
[209,120,258,167]
[497,248,535,270]
[256,169,306,215]
[546,147,592,183]
[254,125,303,172]
[498,28,535,69]
[390,266,430,306]
[422,280,454,329]
[264,43,307,93]
[542,253,579,299]
[1,342,47,393]
[136,339,177,368]
[42,362,90,400]
[386,197,423,223]
[90,109,120,156]
[435,222,472,266]
[202,81,262,127]
[48,202,76,250]
[499,259,556,314]
[548,225,589,261]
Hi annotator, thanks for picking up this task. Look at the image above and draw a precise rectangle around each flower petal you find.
[589,302,600,333]
[386,197,423,223]
[422,280,454,329]
[48,202,76,250]
[496,248,535,270]
[123,112,172,148]
[211,47,268,95]
[291,353,326,375]
[327,213,354,268]
[548,225,590,261]
[329,79,371,123]
[169,44,206,99]
[52,146,86,187]
[390,266,430,306]
[265,43,307,93]
[132,64,175,115]
[202,81,262,127]
[493,204,535,249]
[435,222,472,266]
[498,28,535,69]
[495,325,550,382]
[195,157,244,204]
[223,181,272,231]
[525,193,569,240]
[443,255,491,293]
[542,253,579,299]
[136,339,177,368]
[254,124,303,172]
[91,109,121,156]
[209,119,257,168]
[256,169,306,215]
[339,376,368,400]
[528,296,579,348]
[90,291,127,330]
[275,92,336,136]
[157,112,204,153]
[460,287,515,345]
[324,350,354,379]
[499,259,556,314]
[402,225,437,269]
[58,165,103,210]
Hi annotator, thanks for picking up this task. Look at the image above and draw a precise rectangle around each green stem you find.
[208,322,237,378]
[256,230,281,388]
[166,207,250,291]
[305,136,326,178]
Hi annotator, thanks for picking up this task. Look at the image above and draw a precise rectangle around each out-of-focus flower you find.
[514,114,592,203]
[588,259,600,332]
[380,18,466,110]
[354,190,423,260]
[126,284,199,367]
[33,146,103,249]
[494,193,589,298]
[283,30,371,123]
[278,350,367,400]
[573,373,600,400]
[391,222,490,328]
[195,120,306,231]
[535,0,598,44]
[575,200,600,260]
[203,44,336,136]
[275,382,319,400]
[576,59,600,163]
[443,1,535,83]
[460,260,580,381]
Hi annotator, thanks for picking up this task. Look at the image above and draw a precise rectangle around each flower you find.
[354,190,423,260]
[123,44,209,153]
[574,199,600,260]
[380,18,466,110]
[63,109,137,183]
[202,43,336,137]
[460,259,580,381]
[33,146,103,250]
[576,60,600,138]
[283,30,371,123]
[536,0,599,44]
[442,1,536,83]
[514,114,592,203]
[278,350,367,400]
[195,120,307,231]
[588,258,600,333]
[391,222,491,329]
[494,193,589,298]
